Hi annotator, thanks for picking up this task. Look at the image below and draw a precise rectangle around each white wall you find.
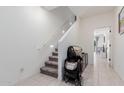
[58,21,80,80]
[113,6,124,80]
[0,6,74,85]
[79,12,114,64]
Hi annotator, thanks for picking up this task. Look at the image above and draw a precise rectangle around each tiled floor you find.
[83,53,124,86]
[15,54,124,86]
[15,73,70,86]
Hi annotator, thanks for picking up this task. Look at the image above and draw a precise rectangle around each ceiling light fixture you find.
[62,30,65,34]
[50,45,54,48]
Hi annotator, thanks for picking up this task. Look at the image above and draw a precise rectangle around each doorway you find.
[93,27,111,66]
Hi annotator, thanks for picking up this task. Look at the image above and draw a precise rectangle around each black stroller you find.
[63,46,83,86]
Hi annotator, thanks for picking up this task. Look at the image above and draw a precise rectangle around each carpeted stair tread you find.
[55,48,58,52]
[40,67,58,78]
[49,56,58,61]
[52,52,58,56]
[45,61,58,68]
[40,48,58,78]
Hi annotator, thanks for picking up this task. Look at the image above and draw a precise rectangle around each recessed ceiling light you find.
[50,45,54,48]
[62,30,65,33]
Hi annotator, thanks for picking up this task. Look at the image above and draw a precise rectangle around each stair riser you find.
[55,48,58,52]
[40,69,58,78]
[52,52,58,56]
[49,57,58,62]
[45,63,58,69]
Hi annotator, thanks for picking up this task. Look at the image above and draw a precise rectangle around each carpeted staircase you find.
[40,48,58,78]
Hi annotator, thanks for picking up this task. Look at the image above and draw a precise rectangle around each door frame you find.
[93,26,112,66]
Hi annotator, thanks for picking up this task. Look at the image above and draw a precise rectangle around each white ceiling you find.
[69,6,115,18]
[42,6,115,18]
[42,6,58,11]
